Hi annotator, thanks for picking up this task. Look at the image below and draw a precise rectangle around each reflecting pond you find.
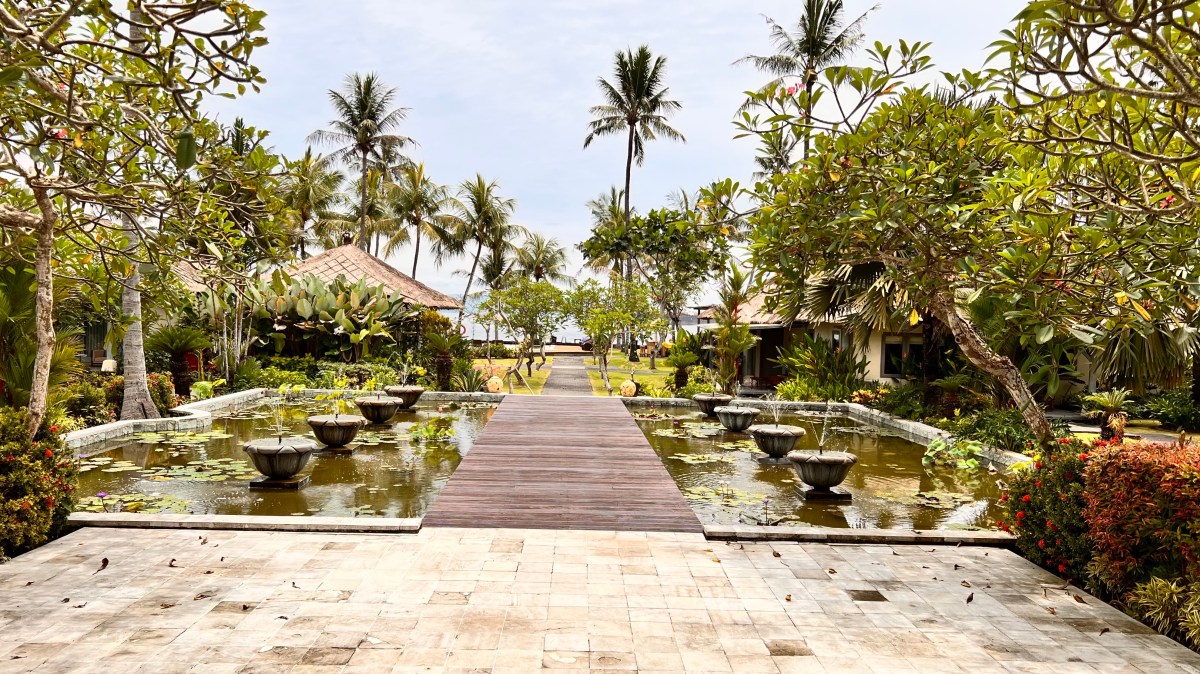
[74,401,495,517]
[634,407,1004,530]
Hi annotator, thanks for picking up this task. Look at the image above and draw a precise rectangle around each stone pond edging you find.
[704,523,1015,546]
[622,396,1032,468]
[68,512,420,533]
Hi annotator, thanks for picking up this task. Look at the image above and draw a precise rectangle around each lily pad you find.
[669,453,737,465]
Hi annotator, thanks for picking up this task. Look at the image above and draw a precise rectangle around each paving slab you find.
[1,527,1197,673]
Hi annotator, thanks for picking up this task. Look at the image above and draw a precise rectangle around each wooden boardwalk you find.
[424,396,702,532]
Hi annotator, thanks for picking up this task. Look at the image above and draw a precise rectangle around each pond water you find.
[635,407,1004,530]
[74,400,495,518]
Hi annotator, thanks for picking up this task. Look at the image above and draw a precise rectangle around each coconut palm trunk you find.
[411,227,422,278]
[119,246,159,420]
[457,239,484,326]
[358,150,369,250]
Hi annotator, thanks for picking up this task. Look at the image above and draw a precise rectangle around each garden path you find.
[538,353,594,396]
[423,395,702,532]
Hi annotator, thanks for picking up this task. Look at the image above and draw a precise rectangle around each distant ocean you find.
[443,297,700,344]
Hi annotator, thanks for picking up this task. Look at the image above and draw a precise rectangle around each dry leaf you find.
[241,604,251,611]
[1099,627,1110,636]
[961,581,972,588]
[168,559,178,568]
[954,564,964,570]
[785,594,792,602]
[71,603,86,609]
[1072,594,1087,604]
[93,558,108,575]
[160,603,176,609]
[200,536,208,545]
[24,581,33,586]
[965,593,974,604]
[712,558,721,563]
[194,592,213,601]
[1046,607,1057,615]
[60,598,69,603]
[772,550,782,558]
[827,568,837,575]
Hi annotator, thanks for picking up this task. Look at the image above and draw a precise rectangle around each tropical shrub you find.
[147,373,180,415]
[253,271,418,361]
[674,366,717,399]
[1145,388,1200,431]
[62,379,116,427]
[1127,578,1200,650]
[872,381,928,420]
[943,407,1037,455]
[255,367,312,389]
[1002,437,1093,582]
[189,379,226,400]
[1081,388,1132,441]
[773,333,868,401]
[423,333,459,391]
[259,355,321,379]
[451,368,487,393]
[1083,441,1200,596]
[775,377,819,402]
[0,409,76,559]
[145,324,211,395]
[313,361,398,390]
[472,342,514,360]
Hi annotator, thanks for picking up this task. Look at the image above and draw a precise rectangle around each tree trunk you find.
[803,68,815,160]
[928,292,1053,446]
[411,222,422,279]
[358,150,369,250]
[456,239,484,326]
[26,200,57,438]
[1191,350,1200,404]
[600,350,612,395]
[119,260,160,420]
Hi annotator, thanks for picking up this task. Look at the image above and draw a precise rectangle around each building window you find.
[881,334,923,378]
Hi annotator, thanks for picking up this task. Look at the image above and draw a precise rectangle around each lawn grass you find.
[586,351,672,376]
[472,357,553,395]
[586,369,672,397]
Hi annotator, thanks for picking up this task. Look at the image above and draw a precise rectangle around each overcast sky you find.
[206,0,1027,300]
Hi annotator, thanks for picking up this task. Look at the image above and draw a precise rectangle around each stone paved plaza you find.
[1,527,1198,673]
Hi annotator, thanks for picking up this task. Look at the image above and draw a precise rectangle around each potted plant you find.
[307,377,366,449]
[747,396,805,459]
[665,350,698,390]
[245,385,318,486]
[384,355,426,409]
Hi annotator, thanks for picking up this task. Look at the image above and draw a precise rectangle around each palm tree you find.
[584,45,685,241]
[516,233,570,284]
[282,148,343,258]
[386,163,459,278]
[448,175,518,325]
[316,168,400,252]
[308,73,413,250]
[736,0,876,156]
[583,187,631,277]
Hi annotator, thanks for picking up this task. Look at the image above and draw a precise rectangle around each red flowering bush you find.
[0,408,77,559]
[1083,440,1200,596]
[1003,436,1093,581]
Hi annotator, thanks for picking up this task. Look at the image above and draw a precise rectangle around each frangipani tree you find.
[566,279,663,394]
[478,278,565,391]
[0,1,269,437]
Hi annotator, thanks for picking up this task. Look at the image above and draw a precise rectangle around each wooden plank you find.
[423,396,701,532]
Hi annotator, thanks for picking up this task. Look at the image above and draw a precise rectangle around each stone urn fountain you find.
[354,395,404,424]
[714,406,759,433]
[306,414,366,452]
[384,385,425,409]
[788,450,857,501]
[243,436,318,490]
[748,424,806,461]
[693,393,734,417]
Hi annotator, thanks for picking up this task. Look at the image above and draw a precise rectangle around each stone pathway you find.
[540,354,594,397]
[2,527,1198,673]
